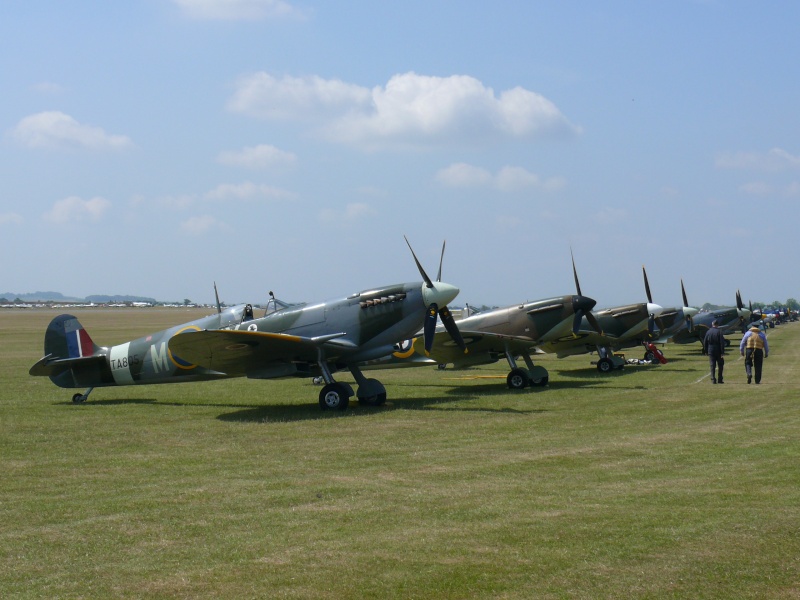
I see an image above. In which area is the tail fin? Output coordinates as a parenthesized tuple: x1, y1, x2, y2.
(30, 315, 106, 387)
(43, 314, 101, 359)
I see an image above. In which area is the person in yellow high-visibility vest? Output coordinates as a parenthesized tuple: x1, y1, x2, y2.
(739, 325, 769, 384)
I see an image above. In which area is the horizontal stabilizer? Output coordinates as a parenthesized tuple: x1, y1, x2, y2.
(29, 353, 107, 377)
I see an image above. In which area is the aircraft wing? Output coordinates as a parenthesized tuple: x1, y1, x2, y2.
(168, 329, 351, 376)
(416, 330, 544, 368)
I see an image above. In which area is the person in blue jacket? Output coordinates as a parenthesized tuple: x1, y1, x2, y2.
(740, 325, 769, 384)
(703, 320, 726, 384)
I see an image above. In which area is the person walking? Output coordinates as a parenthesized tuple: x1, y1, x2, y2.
(703, 320, 726, 384)
(740, 324, 769, 384)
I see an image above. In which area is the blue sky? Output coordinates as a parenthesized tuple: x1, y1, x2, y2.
(2, 1, 798, 308)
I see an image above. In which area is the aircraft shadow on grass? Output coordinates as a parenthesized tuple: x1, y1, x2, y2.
(216, 392, 552, 422)
(52, 397, 161, 407)
(49, 376, 602, 422)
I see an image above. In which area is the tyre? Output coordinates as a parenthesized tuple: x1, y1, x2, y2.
(319, 383, 350, 410)
(507, 368, 529, 390)
(597, 357, 614, 373)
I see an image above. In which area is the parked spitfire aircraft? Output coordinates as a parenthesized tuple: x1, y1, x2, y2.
(641, 278, 699, 357)
(536, 259, 668, 372)
(30, 239, 465, 410)
(669, 291, 751, 346)
(368, 255, 667, 382)
(388, 290, 600, 389)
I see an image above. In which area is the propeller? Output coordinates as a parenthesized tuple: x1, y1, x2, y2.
(570, 248, 602, 335)
(405, 237, 467, 356)
(735, 289, 752, 329)
(643, 265, 653, 305)
(681, 279, 694, 332)
(642, 266, 659, 337)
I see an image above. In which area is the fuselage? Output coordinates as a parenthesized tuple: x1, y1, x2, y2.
(455, 294, 596, 343)
(539, 302, 664, 357)
(46, 280, 458, 389)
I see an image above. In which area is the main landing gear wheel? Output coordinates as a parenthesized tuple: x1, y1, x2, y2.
(359, 393, 387, 407)
(319, 383, 351, 410)
(507, 368, 529, 390)
(596, 357, 614, 373)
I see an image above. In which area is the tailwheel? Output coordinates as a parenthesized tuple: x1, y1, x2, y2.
(507, 368, 530, 390)
(72, 393, 86, 404)
(319, 383, 351, 411)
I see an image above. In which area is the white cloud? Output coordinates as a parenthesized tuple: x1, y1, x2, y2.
(204, 182, 292, 201)
(44, 196, 111, 223)
(229, 72, 580, 146)
(180, 215, 226, 235)
(716, 148, 800, 171)
(173, 0, 304, 20)
(228, 73, 371, 120)
(0, 213, 23, 226)
(12, 111, 132, 150)
(436, 163, 565, 192)
(496, 166, 541, 192)
(436, 163, 492, 187)
(217, 144, 296, 169)
(318, 202, 377, 224)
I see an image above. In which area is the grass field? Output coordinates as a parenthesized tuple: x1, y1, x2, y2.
(2, 308, 799, 599)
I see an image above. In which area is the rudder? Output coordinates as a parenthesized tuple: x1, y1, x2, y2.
(44, 314, 100, 359)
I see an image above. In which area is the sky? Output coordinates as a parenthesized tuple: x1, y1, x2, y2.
(2, 1, 799, 309)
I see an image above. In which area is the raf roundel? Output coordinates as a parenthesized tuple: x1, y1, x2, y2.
(168, 325, 202, 369)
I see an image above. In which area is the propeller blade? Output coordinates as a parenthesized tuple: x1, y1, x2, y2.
(405, 236, 434, 288)
(681, 279, 689, 308)
(686, 314, 694, 333)
(586, 311, 603, 335)
(439, 305, 468, 353)
(648, 313, 656, 337)
(570, 254, 602, 335)
(436, 240, 446, 283)
(572, 310, 583, 336)
(643, 266, 653, 304)
(424, 304, 439, 354)
(571, 248, 583, 296)
(655, 317, 666, 335)
(736, 290, 743, 310)
(213, 281, 221, 314)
